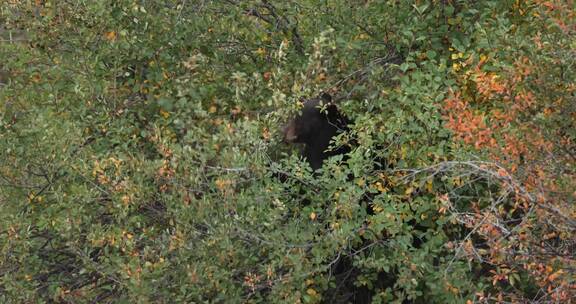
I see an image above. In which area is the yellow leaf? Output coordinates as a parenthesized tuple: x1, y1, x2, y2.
(374, 182, 387, 193)
(405, 186, 414, 195)
(309, 212, 317, 221)
(215, 179, 231, 191)
(255, 48, 266, 56)
(426, 179, 433, 192)
(453, 177, 463, 186)
(159, 109, 170, 118)
(306, 288, 317, 296)
(371, 204, 383, 213)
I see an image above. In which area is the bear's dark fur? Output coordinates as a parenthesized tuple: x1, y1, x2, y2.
(282, 93, 350, 170)
(282, 95, 401, 304)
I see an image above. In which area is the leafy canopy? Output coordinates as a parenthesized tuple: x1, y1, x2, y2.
(1, 1, 573, 303)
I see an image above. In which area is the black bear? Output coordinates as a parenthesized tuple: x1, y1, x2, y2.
(282, 93, 350, 170)
(282, 95, 400, 303)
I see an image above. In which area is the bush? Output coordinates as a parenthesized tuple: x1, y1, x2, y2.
(1, 1, 573, 303)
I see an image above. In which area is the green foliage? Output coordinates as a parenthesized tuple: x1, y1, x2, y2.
(1, 1, 573, 303)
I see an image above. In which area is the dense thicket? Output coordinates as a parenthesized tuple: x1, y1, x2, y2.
(1, 1, 574, 303)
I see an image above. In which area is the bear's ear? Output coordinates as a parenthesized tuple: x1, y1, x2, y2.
(319, 92, 338, 118)
(319, 92, 332, 103)
(326, 103, 339, 120)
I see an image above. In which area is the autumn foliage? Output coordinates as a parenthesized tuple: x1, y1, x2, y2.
(442, 2, 575, 301)
(1, 1, 574, 303)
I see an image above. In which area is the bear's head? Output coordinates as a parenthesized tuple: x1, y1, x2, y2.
(283, 93, 349, 170)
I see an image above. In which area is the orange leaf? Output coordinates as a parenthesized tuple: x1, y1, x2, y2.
(104, 31, 117, 42)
